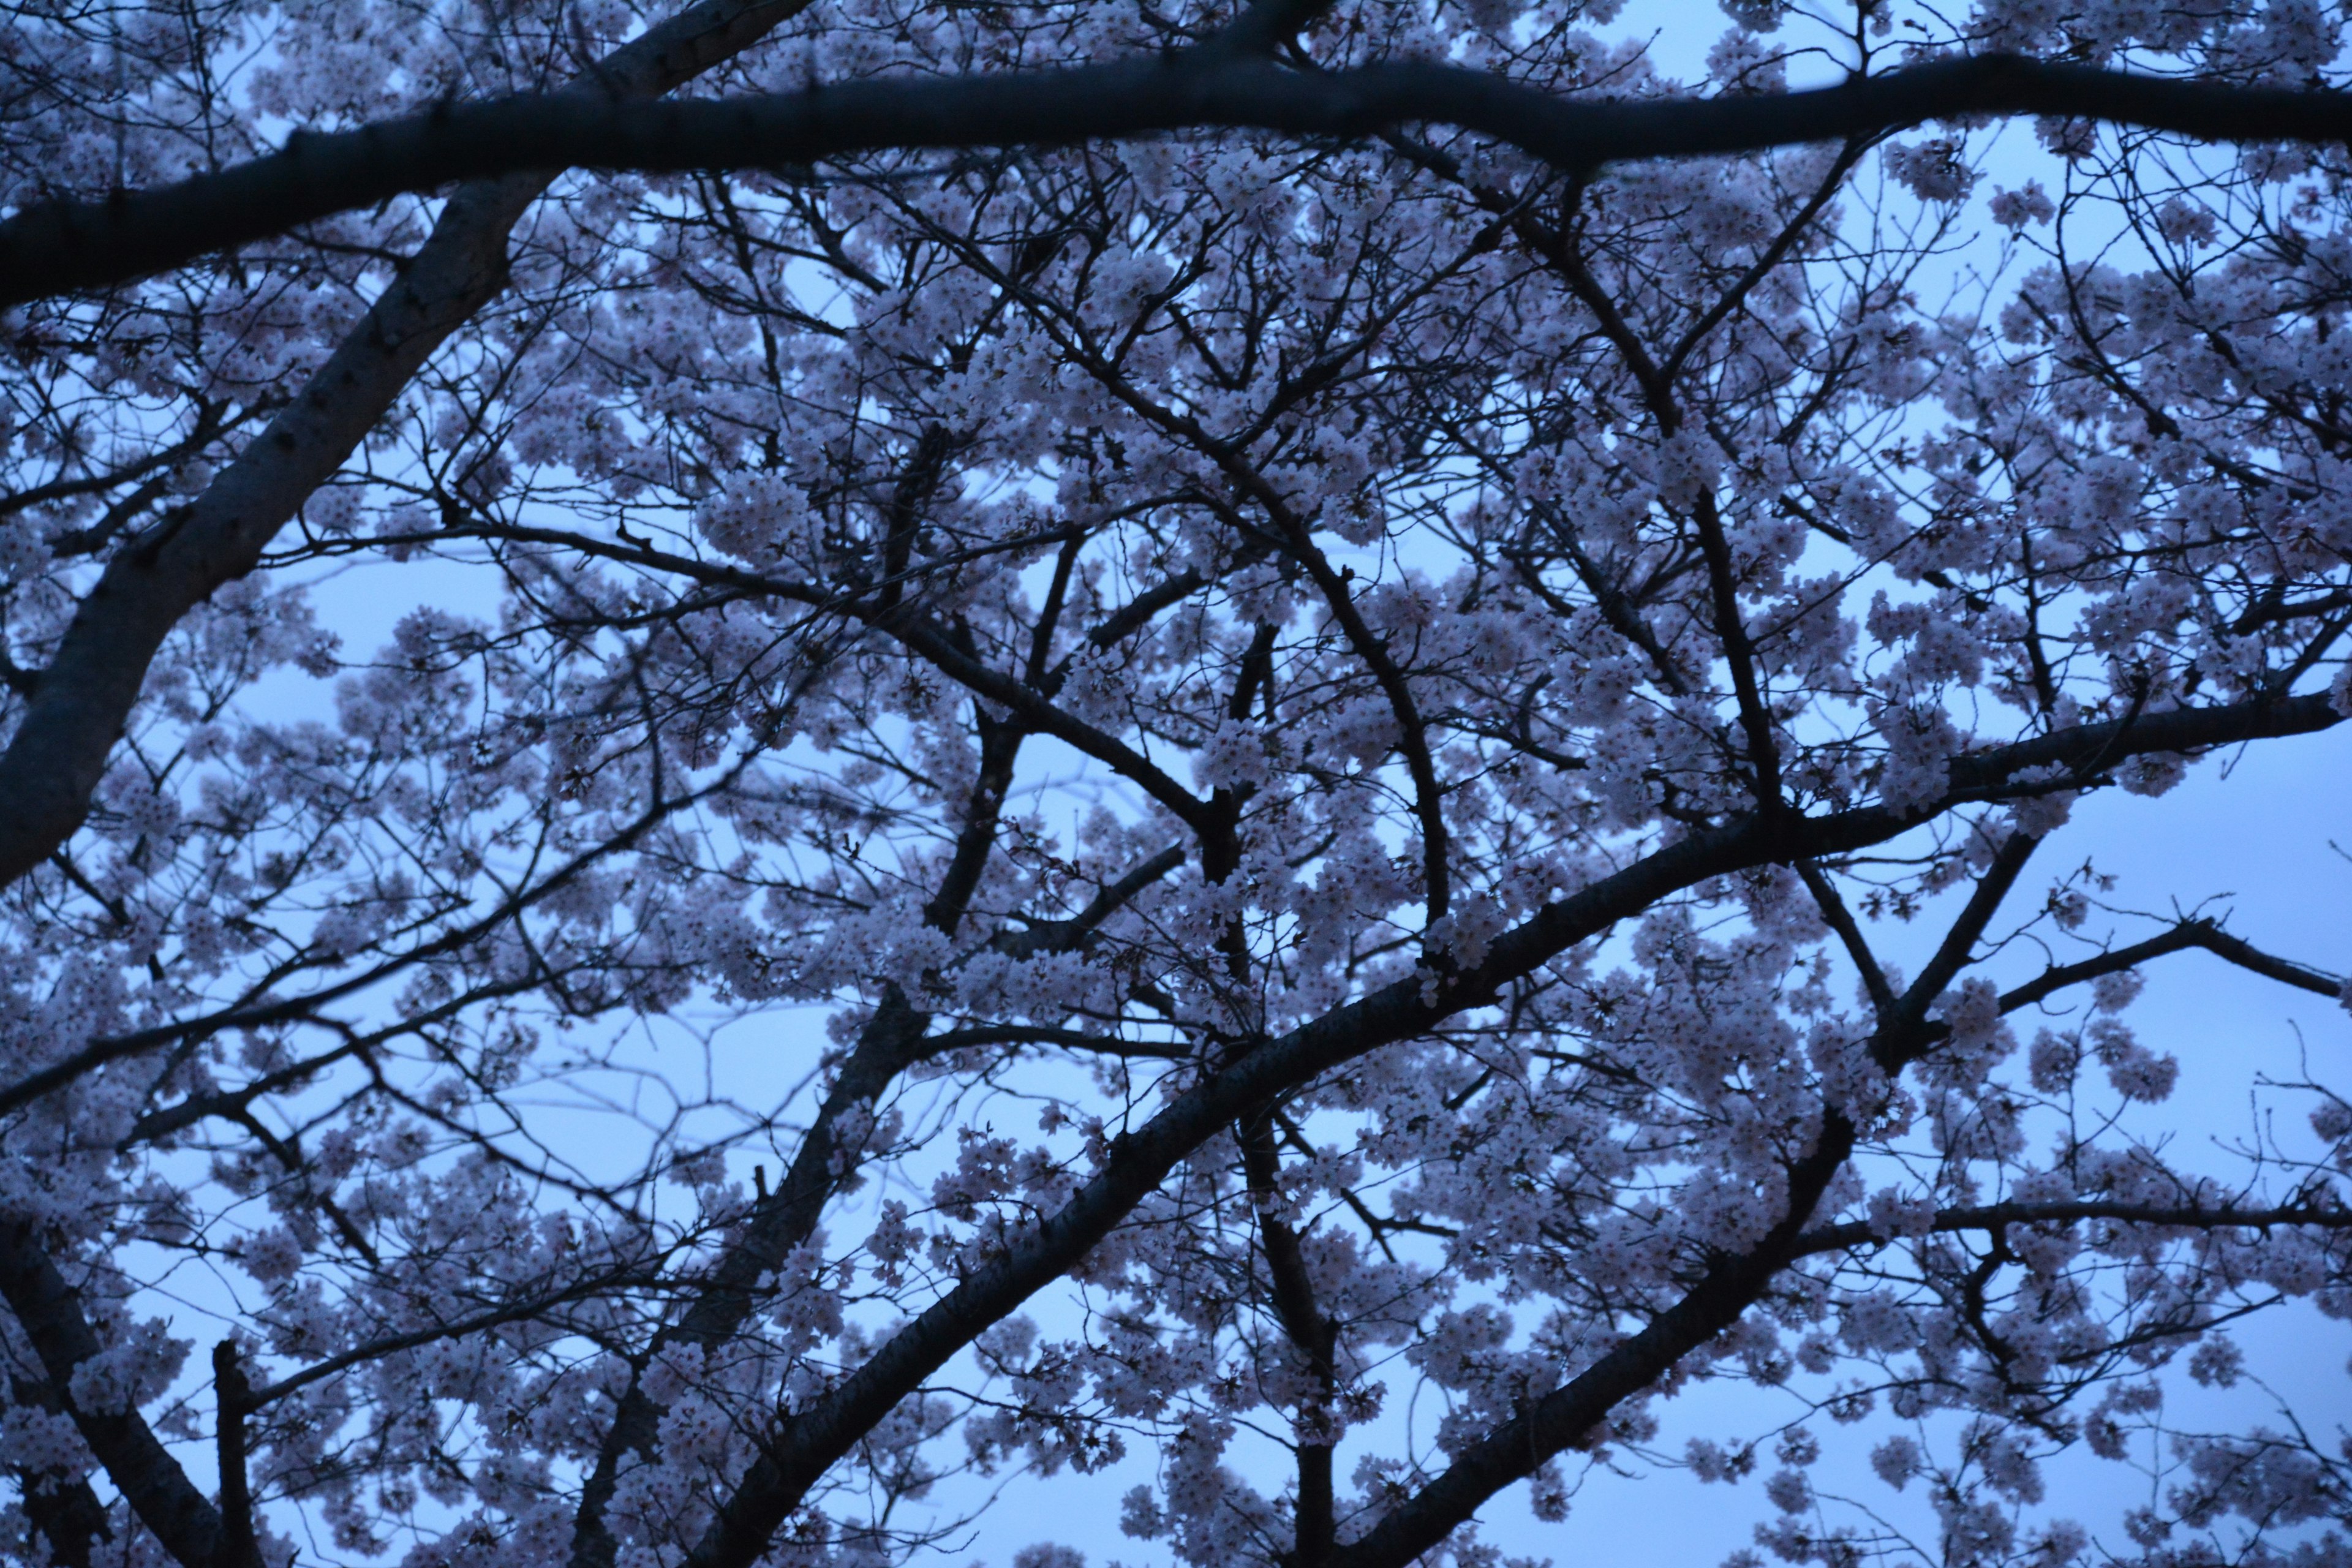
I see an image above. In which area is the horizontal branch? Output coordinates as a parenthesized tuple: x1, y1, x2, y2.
(920, 1025, 1191, 1058)
(1793, 1196, 2352, 1256)
(2000, 918, 2343, 1014)
(0, 1222, 224, 1566)
(1937, 693, 2346, 800)
(8, 51, 2351, 306)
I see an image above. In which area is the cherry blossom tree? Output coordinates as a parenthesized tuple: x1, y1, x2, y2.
(4, 1, 2352, 1567)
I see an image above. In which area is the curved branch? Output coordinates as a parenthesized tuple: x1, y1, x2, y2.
(7, 54, 2351, 308)
(2000, 918, 2344, 1014)
(436, 518, 1217, 832)
(989, 844, 1188, 960)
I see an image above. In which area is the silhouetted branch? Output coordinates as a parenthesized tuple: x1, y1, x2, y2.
(1793, 1197, 2352, 1255)
(7, 53, 2350, 308)
(2001, 918, 2344, 1014)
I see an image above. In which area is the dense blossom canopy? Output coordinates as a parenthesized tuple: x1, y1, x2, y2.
(2, 2, 2351, 1568)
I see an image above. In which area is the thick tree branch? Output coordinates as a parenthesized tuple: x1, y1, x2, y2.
(1322, 1118, 1855, 1568)
(1240, 1114, 1340, 1568)
(1279, 526, 1452, 922)
(209, 1346, 260, 1568)
(7, 1376, 115, 1568)
(0, 1223, 224, 1567)
(1691, 488, 1787, 812)
(8, 54, 2352, 309)
(1321, 858, 2350, 1568)
(1933, 694, 2341, 799)
(918, 1025, 1189, 1057)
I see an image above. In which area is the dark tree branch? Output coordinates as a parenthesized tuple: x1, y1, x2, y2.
(873, 426, 958, 616)
(1314, 828, 2075, 1568)
(238, 1267, 671, 1411)
(2000, 918, 2344, 1013)
(1877, 912, 2346, 1058)
(1895, 831, 2040, 1037)
(1273, 521, 1452, 919)
(1322, 1120, 1857, 1568)
(0, 761, 752, 1121)
(432, 517, 1219, 831)
(1240, 1114, 1340, 1567)
(0, 5, 810, 1532)
(0, 1223, 224, 1567)
(1657, 136, 1870, 385)
(1797, 859, 1899, 1022)
(208, 1346, 260, 1568)
(0, 404, 233, 519)
(7, 1377, 115, 1568)
(990, 845, 1188, 960)
(1395, 881, 2352, 1568)
(1794, 1197, 2352, 1255)
(123, 971, 557, 1147)
(567, 1008, 932, 1568)
(8, 54, 2352, 309)
(573, 666, 1041, 1568)
(1930, 694, 2341, 800)
(918, 1026, 1189, 1058)
(1691, 488, 1787, 813)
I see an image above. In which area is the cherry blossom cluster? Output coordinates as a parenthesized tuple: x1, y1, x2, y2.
(3, 1, 2350, 1567)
